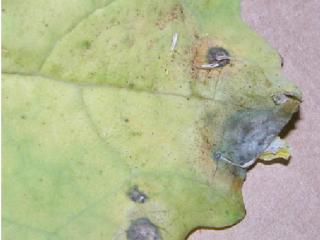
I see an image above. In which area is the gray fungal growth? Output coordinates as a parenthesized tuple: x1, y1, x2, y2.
(214, 109, 293, 167)
(126, 218, 161, 240)
(206, 47, 232, 68)
(127, 186, 148, 204)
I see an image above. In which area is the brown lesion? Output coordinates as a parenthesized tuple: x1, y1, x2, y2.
(156, 4, 185, 30)
(189, 37, 225, 80)
(170, 4, 185, 21)
(168, 36, 227, 98)
(193, 110, 222, 184)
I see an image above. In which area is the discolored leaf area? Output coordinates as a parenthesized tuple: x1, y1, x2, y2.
(2, 0, 301, 240)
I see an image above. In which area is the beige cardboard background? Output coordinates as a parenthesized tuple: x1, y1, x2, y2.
(189, 0, 320, 239)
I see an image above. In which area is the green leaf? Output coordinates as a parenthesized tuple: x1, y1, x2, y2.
(2, 0, 301, 239)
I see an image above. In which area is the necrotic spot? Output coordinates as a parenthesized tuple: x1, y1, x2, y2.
(127, 186, 148, 204)
(216, 109, 292, 166)
(206, 47, 231, 67)
(126, 218, 161, 240)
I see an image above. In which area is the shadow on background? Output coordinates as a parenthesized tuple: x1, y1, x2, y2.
(185, 215, 245, 240)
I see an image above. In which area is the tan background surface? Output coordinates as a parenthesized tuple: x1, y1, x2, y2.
(190, 0, 320, 239)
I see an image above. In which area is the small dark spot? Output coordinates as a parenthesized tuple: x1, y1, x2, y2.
(279, 54, 284, 67)
(45, 24, 48, 27)
(125, 118, 129, 122)
(127, 185, 148, 204)
(2, 9, 5, 12)
(206, 47, 231, 68)
(127, 218, 160, 240)
(214, 152, 221, 160)
(21, 115, 26, 119)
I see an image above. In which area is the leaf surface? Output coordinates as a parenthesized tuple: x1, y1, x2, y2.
(2, 0, 301, 239)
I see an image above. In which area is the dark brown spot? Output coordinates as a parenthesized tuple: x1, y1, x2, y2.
(279, 54, 284, 67)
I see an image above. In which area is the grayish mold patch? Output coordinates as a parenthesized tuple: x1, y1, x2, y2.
(206, 47, 231, 68)
(126, 218, 161, 240)
(127, 185, 148, 204)
(214, 109, 292, 167)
